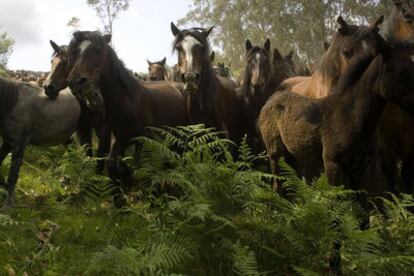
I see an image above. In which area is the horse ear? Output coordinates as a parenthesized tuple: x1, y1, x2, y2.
(102, 34, 112, 44)
(171, 22, 181, 36)
(73, 31, 83, 41)
(50, 40, 60, 53)
(372, 15, 385, 31)
(337, 16, 349, 35)
(203, 26, 214, 37)
(147, 60, 152, 66)
(245, 40, 253, 52)
(160, 57, 167, 65)
(393, 0, 403, 7)
(324, 41, 330, 51)
(210, 51, 215, 62)
(264, 39, 271, 52)
(285, 51, 293, 60)
(273, 48, 283, 62)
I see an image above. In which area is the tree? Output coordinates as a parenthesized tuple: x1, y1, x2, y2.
(0, 28, 15, 69)
(67, 16, 82, 31)
(179, 0, 387, 71)
(87, 0, 130, 36)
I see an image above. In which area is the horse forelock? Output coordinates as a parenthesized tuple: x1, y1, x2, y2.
(172, 29, 210, 53)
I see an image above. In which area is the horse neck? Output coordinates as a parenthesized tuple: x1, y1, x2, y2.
(333, 55, 386, 135)
(99, 48, 146, 108)
(0, 77, 19, 121)
(99, 48, 148, 127)
(190, 60, 218, 114)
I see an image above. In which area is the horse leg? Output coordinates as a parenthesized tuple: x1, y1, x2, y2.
(267, 136, 292, 193)
(76, 111, 93, 157)
(3, 143, 27, 209)
(107, 139, 128, 208)
(401, 157, 414, 194)
(95, 124, 112, 174)
(0, 141, 11, 188)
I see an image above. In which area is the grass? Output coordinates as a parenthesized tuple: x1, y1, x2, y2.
(0, 127, 413, 275)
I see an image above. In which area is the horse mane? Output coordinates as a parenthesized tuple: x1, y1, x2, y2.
(316, 25, 375, 82)
(172, 29, 218, 112)
(69, 31, 142, 98)
(0, 77, 19, 119)
(381, 7, 398, 42)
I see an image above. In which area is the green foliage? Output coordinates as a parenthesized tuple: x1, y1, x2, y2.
(0, 126, 413, 275)
(87, 0, 130, 35)
(0, 28, 14, 69)
(179, 0, 389, 71)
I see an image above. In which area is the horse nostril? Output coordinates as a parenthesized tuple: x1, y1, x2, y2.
(44, 84, 54, 92)
(77, 78, 87, 85)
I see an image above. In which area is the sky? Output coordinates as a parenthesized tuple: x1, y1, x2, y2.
(0, 0, 193, 73)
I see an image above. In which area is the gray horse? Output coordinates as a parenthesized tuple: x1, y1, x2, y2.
(0, 77, 80, 208)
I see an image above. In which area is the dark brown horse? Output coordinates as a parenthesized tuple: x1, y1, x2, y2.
(378, 0, 414, 193)
(259, 23, 414, 196)
(237, 39, 296, 151)
(281, 16, 387, 99)
(170, 23, 241, 142)
(66, 31, 187, 206)
(43, 40, 111, 173)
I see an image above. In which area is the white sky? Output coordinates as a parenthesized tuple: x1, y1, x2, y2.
(0, 0, 192, 73)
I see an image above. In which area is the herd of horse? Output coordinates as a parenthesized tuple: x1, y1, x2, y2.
(1, 0, 414, 210)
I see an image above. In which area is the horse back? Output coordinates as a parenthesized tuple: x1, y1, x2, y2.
(143, 81, 188, 126)
(215, 76, 243, 140)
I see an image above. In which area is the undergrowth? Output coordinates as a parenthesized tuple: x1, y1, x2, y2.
(0, 125, 413, 275)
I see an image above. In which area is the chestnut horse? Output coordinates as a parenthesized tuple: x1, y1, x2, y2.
(43, 40, 111, 173)
(281, 16, 387, 99)
(147, 57, 173, 81)
(259, 16, 387, 191)
(170, 24, 241, 142)
(66, 31, 187, 207)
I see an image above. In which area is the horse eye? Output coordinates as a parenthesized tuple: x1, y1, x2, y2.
(342, 49, 353, 58)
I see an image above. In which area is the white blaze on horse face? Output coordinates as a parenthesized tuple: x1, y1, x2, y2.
(410, 55, 414, 62)
(361, 40, 369, 52)
(79, 40, 92, 56)
(255, 53, 261, 69)
(182, 36, 201, 72)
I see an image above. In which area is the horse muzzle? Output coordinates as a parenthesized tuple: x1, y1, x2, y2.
(250, 83, 265, 95)
(183, 72, 199, 93)
(44, 84, 59, 100)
